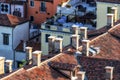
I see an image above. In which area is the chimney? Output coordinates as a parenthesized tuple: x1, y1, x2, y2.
(80, 27, 87, 40)
(48, 36, 55, 54)
(54, 38, 63, 53)
(82, 40, 90, 56)
(71, 65, 80, 80)
(23, 41, 27, 51)
(71, 35, 79, 50)
(25, 47, 33, 65)
(72, 25, 79, 35)
(112, 6, 117, 22)
(107, 14, 114, 27)
(32, 50, 42, 66)
(0, 57, 5, 75)
(76, 71, 86, 80)
(105, 66, 114, 80)
(5, 60, 13, 73)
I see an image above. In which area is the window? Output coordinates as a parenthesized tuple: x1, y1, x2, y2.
(40, 2, 46, 12)
(30, 16, 34, 21)
(45, 34, 50, 42)
(1, 4, 9, 13)
(30, 0, 34, 7)
(3, 33, 9, 45)
(107, 7, 112, 13)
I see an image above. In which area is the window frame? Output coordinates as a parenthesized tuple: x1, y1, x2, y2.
(40, 1, 46, 12)
(30, 0, 34, 7)
(3, 33, 9, 45)
(45, 34, 50, 43)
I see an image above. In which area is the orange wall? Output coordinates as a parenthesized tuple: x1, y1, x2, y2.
(27, 0, 65, 24)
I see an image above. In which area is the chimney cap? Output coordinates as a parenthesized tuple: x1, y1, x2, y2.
(55, 38, 63, 41)
(105, 66, 114, 70)
(82, 40, 90, 43)
(48, 36, 56, 39)
(33, 50, 42, 54)
(5, 60, 13, 63)
(71, 34, 79, 37)
(107, 14, 114, 16)
(77, 71, 86, 74)
(72, 24, 79, 28)
(0, 57, 5, 60)
(80, 27, 87, 29)
(5, 60, 13, 65)
(26, 47, 32, 50)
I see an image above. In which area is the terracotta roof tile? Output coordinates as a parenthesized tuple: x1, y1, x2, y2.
(15, 41, 41, 52)
(0, 14, 28, 27)
(108, 24, 120, 39)
(1, 50, 77, 80)
(77, 56, 120, 80)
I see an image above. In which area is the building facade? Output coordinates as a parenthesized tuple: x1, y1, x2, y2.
(97, 0, 120, 29)
(27, 0, 67, 24)
(0, 14, 29, 61)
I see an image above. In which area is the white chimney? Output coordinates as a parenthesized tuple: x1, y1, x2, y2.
(0, 57, 5, 75)
(25, 47, 33, 65)
(80, 27, 87, 40)
(82, 40, 90, 56)
(107, 14, 114, 27)
(32, 50, 42, 66)
(76, 71, 86, 80)
(112, 6, 118, 22)
(72, 25, 79, 35)
(71, 35, 79, 50)
(105, 66, 114, 80)
(54, 38, 63, 53)
(5, 60, 13, 73)
(71, 65, 80, 80)
(48, 36, 55, 54)
(23, 41, 27, 51)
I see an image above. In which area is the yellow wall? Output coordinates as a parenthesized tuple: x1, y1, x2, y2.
(97, 2, 120, 29)
(41, 30, 71, 55)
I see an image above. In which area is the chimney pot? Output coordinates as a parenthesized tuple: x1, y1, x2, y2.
(71, 35, 79, 50)
(105, 66, 114, 80)
(80, 27, 87, 40)
(5, 60, 13, 73)
(54, 38, 63, 53)
(82, 40, 90, 56)
(0, 57, 5, 75)
(48, 36, 56, 54)
(76, 71, 85, 80)
(25, 47, 33, 65)
(107, 14, 114, 27)
(72, 25, 79, 35)
(32, 50, 42, 66)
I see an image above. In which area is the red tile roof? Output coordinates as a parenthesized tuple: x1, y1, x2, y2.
(15, 41, 41, 52)
(1, 48, 77, 80)
(77, 56, 120, 80)
(0, 14, 28, 27)
(89, 24, 120, 60)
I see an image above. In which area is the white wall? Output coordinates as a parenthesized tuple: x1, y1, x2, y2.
(13, 22, 29, 49)
(97, 2, 120, 29)
(0, 26, 13, 59)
